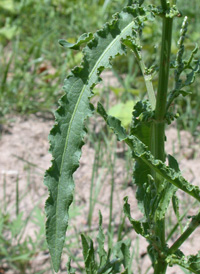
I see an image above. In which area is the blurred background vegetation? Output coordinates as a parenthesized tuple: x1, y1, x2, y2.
(0, 0, 200, 133)
(0, 0, 125, 116)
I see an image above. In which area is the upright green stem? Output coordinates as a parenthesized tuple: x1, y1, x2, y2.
(155, 18, 173, 123)
(168, 211, 200, 255)
(152, 17, 173, 166)
(160, 0, 167, 10)
(150, 1, 174, 273)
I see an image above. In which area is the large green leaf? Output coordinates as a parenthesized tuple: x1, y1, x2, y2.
(97, 103, 200, 203)
(44, 5, 147, 272)
(128, 135, 200, 202)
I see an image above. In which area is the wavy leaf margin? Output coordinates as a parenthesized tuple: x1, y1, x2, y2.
(97, 102, 200, 203)
(44, 5, 147, 272)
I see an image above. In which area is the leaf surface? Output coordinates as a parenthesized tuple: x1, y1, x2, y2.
(97, 211, 107, 267)
(123, 197, 149, 237)
(131, 100, 154, 217)
(128, 135, 200, 202)
(97, 104, 200, 202)
(44, 5, 146, 271)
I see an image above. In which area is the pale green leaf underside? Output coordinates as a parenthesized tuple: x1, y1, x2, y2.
(44, 5, 146, 272)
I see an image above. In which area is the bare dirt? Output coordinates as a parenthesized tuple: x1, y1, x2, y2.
(0, 74, 200, 274)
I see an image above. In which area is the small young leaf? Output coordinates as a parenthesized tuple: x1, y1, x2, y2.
(97, 211, 107, 267)
(184, 61, 200, 86)
(155, 182, 177, 221)
(97, 258, 121, 274)
(121, 242, 130, 273)
(187, 253, 200, 273)
(66, 258, 76, 274)
(168, 154, 180, 172)
(81, 234, 96, 274)
(167, 252, 200, 274)
(85, 240, 96, 274)
(81, 234, 90, 263)
(123, 196, 149, 237)
(172, 194, 182, 232)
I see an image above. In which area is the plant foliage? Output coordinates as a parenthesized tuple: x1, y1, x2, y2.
(44, 1, 200, 273)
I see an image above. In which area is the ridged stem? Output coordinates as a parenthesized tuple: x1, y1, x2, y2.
(160, 0, 167, 10)
(151, 2, 174, 273)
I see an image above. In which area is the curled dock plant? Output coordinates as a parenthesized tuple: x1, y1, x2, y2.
(44, 1, 200, 273)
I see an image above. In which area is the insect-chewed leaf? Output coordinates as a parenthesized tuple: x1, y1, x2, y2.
(44, 4, 147, 272)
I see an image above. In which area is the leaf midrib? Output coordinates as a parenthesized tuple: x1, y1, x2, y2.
(53, 17, 136, 257)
